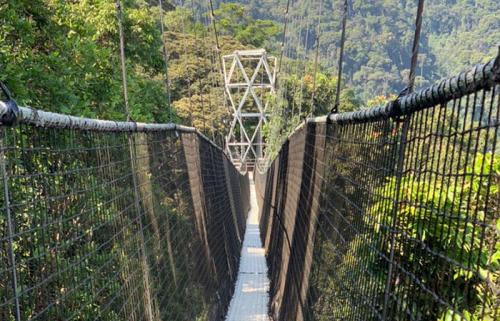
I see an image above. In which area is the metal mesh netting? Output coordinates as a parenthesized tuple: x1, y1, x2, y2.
(0, 121, 249, 321)
(256, 58, 500, 320)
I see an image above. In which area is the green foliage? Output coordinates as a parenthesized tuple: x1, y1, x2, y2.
(163, 16, 253, 138)
(214, 3, 279, 47)
(0, 0, 170, 122)
(369, 152, 499, 320)
(0, 1, 257, 138)
(0, 3, 259, 320)
(262, 92, 300, 159)
(214, 0, 499, 102)
(308, 147, 499, 320)
(173, 89, 227, 134)
(0, 128, 214, 320)
(263, 71, 360, 158)
(366, 94, 398, 108)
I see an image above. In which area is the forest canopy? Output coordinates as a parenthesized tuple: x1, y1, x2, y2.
(213, 0, 500, 101)
(1, 0, 498, 141)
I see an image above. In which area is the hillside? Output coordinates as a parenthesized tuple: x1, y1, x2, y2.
(212, 0, 500, 102)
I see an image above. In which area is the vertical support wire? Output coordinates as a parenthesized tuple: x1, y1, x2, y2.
(0, 131, 21, 321)
(297, 8, 312, 118)
(158, 0, 173, 121)
(283, 3, 299, 129)
(332, 0, 348, 114)
(290, 14, 303, 119)
(189, 0, 208, 134)
(207, 0, 226, 86)
(116, 2, 154, 319)
(407, 0, 425, 93)
(207, 0, 233, 147)
(116, 0, 131, 121)
(177, 0, 195, 127)
(381, 116, 410, 319)
(310, 0, 323, 117)
(382, 0, 425, 318)
(278, 0, 292, 75)
(201, 0, 220, 142)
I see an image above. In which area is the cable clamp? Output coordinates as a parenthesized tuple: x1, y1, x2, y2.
(326, 102, 339, 124)
(0, 81, 19, 126)
(493, 45, 500, 83)
(329, 102, 339, 114)
(390, 87, 410, 123)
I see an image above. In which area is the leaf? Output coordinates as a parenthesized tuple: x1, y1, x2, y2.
(491, 251, 500, 265)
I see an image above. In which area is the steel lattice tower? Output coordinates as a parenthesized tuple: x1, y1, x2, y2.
(223, 49, 276, 170)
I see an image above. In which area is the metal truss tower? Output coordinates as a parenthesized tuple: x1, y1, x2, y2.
(223, 49, 276, 170)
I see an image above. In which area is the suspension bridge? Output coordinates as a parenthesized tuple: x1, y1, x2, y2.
(1, 0, 499, 321)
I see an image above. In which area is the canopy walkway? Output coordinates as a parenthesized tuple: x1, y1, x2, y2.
(1, 51, 499, 321)
(225, 176, 269, 321)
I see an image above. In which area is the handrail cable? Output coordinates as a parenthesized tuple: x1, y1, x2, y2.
(256, 50, 499, 321)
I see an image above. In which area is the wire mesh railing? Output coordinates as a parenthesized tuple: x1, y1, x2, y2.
(255, 52, 500, 321)
(0, 106, 249, 321)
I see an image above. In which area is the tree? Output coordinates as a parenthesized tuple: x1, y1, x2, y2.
(263, 70, 361, 158)
(213, 0, 499, 103)
(214, 3, 279, 47)
(0, 0, 168, 122)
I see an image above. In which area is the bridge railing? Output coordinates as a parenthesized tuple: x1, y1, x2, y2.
(0, 106, 250, 321)
(256, 54, 500, 321)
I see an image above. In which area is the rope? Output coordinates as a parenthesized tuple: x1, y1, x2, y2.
(256, 52, 499, 320)
(0, 102, 249, 320)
